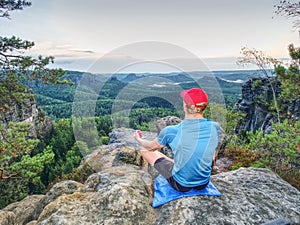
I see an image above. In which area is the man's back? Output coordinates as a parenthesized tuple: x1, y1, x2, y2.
(158, 118, 220, 187)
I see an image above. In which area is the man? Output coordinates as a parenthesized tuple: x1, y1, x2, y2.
(134, 88, 220, 192)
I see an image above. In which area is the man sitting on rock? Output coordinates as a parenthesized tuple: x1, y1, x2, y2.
(134, 88, 220, 192)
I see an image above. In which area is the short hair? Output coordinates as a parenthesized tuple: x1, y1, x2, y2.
(185, 103, 207, 114)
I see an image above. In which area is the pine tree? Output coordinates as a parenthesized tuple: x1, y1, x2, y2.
(0, 1, 68, 208)
(276, 44, 300, 102)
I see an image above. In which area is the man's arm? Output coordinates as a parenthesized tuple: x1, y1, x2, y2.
(134, 130, 164, 151)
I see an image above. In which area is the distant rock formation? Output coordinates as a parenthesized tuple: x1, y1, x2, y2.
(288, 98, 300, 120)
(235, 78, 281, 134)
(235, 77, 300, 135)
(0, 89, 53, 139)
(1, 127, 299, 225)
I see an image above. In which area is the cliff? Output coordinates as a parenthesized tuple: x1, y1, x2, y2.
(0, 128, 299, 225)
(235, 77, 300, 134)
(234, 78, 282, 134)
(0, 89, 53, 139)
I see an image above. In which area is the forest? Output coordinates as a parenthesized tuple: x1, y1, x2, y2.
(0, 0, 299, 209)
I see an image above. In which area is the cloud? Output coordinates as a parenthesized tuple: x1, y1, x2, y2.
(27, 41, 103, 61)
(51, 55, 256, 73)
(26, 41, 279, 73)
(73, 50, 96, 54)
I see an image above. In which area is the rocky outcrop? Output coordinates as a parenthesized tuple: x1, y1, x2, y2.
(1, 195, 44, 225)
(108, 127, 157, 149)
(156, 168, 299, 225)
(235, 78, 281, 134)
(235, 77, 300, 134)
(1, 128, 299, 225)
(0, 89, 53, 139)
(288, 98, 300, 120)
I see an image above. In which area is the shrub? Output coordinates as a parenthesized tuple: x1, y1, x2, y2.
(225, 119, 300, 189)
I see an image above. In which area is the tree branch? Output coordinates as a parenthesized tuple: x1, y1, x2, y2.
(0, 168, 18, 179)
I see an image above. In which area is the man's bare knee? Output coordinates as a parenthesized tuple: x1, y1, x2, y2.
(140, 150, 163, 166)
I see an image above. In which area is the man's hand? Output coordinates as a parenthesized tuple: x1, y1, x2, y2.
(134, 130, 142, 140)
(134, 130, 163, 151)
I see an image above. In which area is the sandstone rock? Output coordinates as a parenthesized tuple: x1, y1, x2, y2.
(18, 180, 86, 223)
(23, 166, 299, 225)
(235, 77, 300, 134)
(2, 195, 43, 225)
(112, 146, 143, 167)
(155, 116, 182, 133)
(83, 145, 144, 172)
(155, 168, 300, 225)
(26, 221, 37, 225)
(40, 180, 85, 206)
(0, 89, 37, 124)
(288, 98, 300, 120)
(84, 173, 101, 191)
(109, 127, 157, 149)
(0, 88, 53, 139)
(235, 78, 281, 134)
(1, 128, 299, 225)
(0, 211, 15, 225)
(36, 165, 155, 225)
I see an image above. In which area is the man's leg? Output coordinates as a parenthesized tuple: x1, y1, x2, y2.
(140, 148, 174, 166)
(142, 152, 191, 192)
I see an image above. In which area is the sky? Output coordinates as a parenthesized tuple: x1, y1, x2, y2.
(1, 0, 299, 73)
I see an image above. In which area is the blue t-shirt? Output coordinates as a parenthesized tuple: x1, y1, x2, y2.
(157, 118, 220, 187)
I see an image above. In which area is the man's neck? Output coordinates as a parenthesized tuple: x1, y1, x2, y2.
(185, 113, 204, 120)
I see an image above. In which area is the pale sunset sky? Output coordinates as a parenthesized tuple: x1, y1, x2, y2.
(1, 0, 299, 72)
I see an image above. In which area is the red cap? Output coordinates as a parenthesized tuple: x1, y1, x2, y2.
(180, 88, 208, 108)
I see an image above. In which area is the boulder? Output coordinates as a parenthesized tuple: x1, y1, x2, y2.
(109, 127, 157, 149)
(156, 168, 299, 225)
(1, 195, 43, 225)
(36, 165, 154, 225)
(155, 116, 182, 133)
(0, 211, 15, 225)
(39, 180, 85, 206)
(1, 128, 299, 225)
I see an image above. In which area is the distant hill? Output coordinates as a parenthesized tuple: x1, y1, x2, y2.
(120, 73, 140, 83)
(25, 70, 263, 119)
(116, 70, 263, 84)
